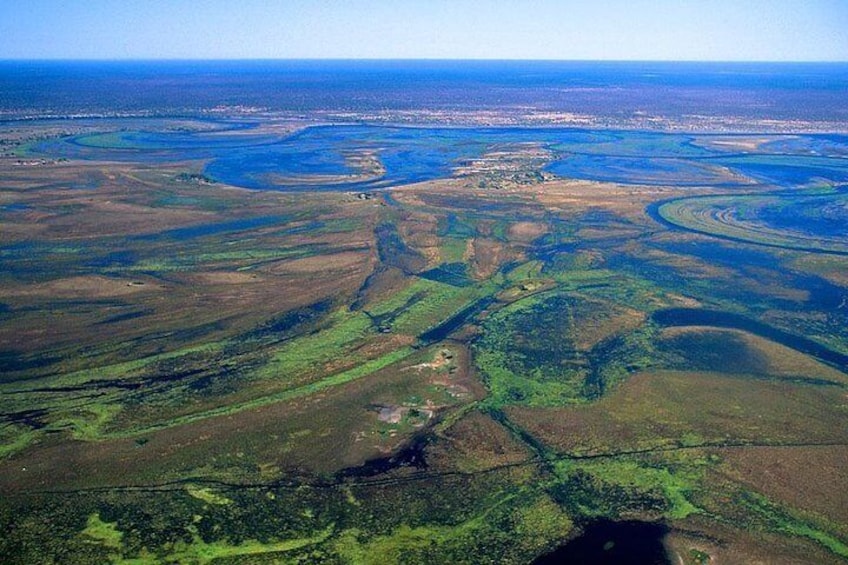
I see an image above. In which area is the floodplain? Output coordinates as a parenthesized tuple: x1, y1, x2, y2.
(1, 84, 848, 563)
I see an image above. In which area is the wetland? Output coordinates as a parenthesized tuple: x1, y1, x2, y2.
(1, 61, 847, 564)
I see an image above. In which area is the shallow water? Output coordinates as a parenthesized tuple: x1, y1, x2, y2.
(29, 124, 848, 191)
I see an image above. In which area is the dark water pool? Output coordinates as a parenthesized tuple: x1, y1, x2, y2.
(533, 520, 670, 565)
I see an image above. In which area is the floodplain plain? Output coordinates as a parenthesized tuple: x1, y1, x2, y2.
(1, 64, 848, 564)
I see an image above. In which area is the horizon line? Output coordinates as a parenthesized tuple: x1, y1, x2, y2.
(1, 57, 847, 64)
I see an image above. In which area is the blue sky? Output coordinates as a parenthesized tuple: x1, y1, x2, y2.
(1, 0, 847, 61)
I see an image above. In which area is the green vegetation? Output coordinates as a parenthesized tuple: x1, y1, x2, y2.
(474, 289, 658, 406)
(330, 490, 572, 565)
(0, 426, 39, 458)
(551, 457, 702, 520)
(737, 491, 848, 559)
(97, 345, 416, 438)
(186, 485, 234, 506)
(258, 309, 373, 381)
(439, 236, 468, 263)
(83, 513, 124, 549)
(74, 132, 141, 149)
(154, 527, 334, 564)
(364, 276, 482, 336)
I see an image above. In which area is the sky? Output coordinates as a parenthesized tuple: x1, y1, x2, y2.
(1, 0, 847, 61)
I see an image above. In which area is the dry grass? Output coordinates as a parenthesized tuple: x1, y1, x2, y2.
(426, 410, 534, 475)
(667, 514, 842, 565)
(3, 275, 165, 299)
(535, 179, 692, 223)
(508, 370, 848, 455)
(263, 251, 371, 275)
(507, 221, 547, 242)
(469, 238, 513, 279)
(660, 326, 848, 384)
(573, 302, 646, 351)
(0, 346, 483, 490)
(718, 445, 848, 524)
